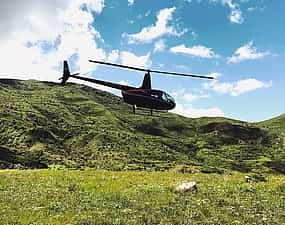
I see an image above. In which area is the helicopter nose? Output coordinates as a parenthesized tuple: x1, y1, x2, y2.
(169, 100, 176, 110)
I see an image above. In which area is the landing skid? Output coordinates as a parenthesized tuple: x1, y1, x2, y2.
(132, 106, 168, 116)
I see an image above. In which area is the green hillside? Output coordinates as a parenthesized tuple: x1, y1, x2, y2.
(0, 79, 284, 173)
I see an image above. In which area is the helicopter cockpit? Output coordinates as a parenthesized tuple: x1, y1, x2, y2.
(150, 90, 175, 103)
(163, 92, 175, 103)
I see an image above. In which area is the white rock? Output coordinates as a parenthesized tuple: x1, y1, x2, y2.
(245, 175, 251, 183)
(176, 181, 197, 193)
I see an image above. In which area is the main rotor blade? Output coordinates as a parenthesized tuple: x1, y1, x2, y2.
(148, 70, 214, 79)
(89, 60, 214, 79)
(89, 60, 147, 72)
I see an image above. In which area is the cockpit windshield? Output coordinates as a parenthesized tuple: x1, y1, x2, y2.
(165, 93, 174, 102)
(161, 92, 174, 102)
(150, 90, 174, 102)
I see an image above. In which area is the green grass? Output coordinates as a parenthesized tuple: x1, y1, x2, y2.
(0, 79, 284, 173)
(0, 169, 284, 225)
(0, 79, 284, 224)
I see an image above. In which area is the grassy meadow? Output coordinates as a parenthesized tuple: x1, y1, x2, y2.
(0, 169, 284, 225)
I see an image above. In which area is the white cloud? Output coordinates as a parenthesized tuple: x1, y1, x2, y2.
(231, 79, 272, 96)
(170, 44, 220, 59)
(173, 104, 224, 118)
(154, 39, 166, 53)
(126, 7, 187, 44)
(171, 89, 220, 118)
(247, 6, 258, 12)
(120, 51, 152, 68)
(174, 64, 191, 72)
(227, 41, 270, 63)
(82, 0, 105, 13)
(190, 31, 198, 40)
(172, 88, 209, 103)
(0, 0, 106, 82)
(204, 77, 272, 96)
(204, 80, 233, 94)
(247, 6, 266, 12)
(0, 40, 57, 81)
(128, 0, 134, 6)
(107, 50, 120, 63)
(226, 0, 244, 24)
(0, 0, 105, 42)
(184, 93, 209, 103)
(0, 0, 67, 43)
(208, 72, 222, 79)
(210, 0, 244, 24)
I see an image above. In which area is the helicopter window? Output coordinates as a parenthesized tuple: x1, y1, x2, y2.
(165, 93, 174, 102)
(162, 93, 167, 101)
(151, 91, 162, 99)
(151, 93, 159, 98)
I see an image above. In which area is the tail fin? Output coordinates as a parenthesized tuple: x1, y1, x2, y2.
(61, 60, 70, 85)
(141, 72, 151, 89)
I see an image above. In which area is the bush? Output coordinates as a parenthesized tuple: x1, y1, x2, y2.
(176, 165, 192, 174)
(247, 173, 267, 182)
(200, 166, 225, 174)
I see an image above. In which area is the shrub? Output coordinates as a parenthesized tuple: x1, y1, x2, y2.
(247, 173, 267, 182)
(200, 166, 225, 174)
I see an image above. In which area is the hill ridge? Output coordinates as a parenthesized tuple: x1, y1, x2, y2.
(0, 79, 284, 172)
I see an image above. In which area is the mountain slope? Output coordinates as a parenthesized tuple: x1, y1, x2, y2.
(0, 79, 284, 172)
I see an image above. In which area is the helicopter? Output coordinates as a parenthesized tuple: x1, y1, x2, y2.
(60, 60, 214, 115)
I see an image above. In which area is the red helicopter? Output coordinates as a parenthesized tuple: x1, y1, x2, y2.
(60, 60, 214, 115)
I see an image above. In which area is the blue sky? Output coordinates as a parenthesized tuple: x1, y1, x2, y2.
(0, 0, 284, 121)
